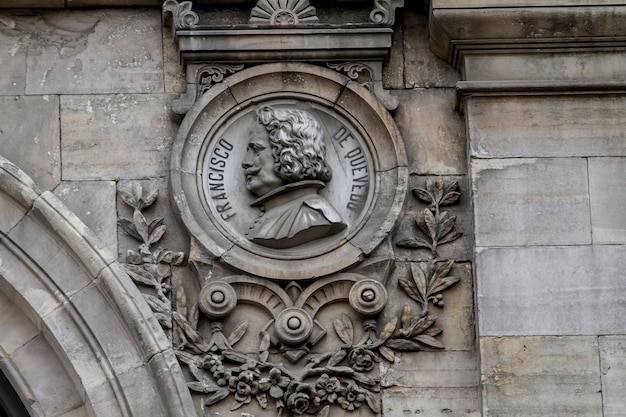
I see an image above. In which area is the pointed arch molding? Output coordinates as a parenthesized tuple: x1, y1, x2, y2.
(0, 156, 195, 417)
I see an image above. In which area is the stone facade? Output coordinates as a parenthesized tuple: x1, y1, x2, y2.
(0, 1, 624, 417)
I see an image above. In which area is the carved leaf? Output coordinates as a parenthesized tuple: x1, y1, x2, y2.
(124, 264, 158, 288)
(440, 191, 460, 206)
(409, 263, 428, 301)
(333, 313, 354, 345)
(206, 388, 230, 405)
(257, 393, 268, 409)
(154, 312, 172, 329)
(145, 294, 171, 314)
(429, 277, 459, 296)
(424, 327, 442, 337)
(228, 321, 248, 346)
(377, 317, 398, 344)
(396, 237, 432, 250)
(410, 314, 438, 337)
(118, 218, 142, 241)
(351, 372, 377, 386)
(188, 363, 204, 382)
(317, 405, 330, 417)
(327, 349, 347, 367)
(174, 350, 201, 367)
(430, 178, 445, 205)
(378, 345, 395, 362)
(398, 279, 424, 304)
(259, 331, 271, 352)
(415, 211, 430, 236)
(118, 186, 138, 208)
(148, 217, 164, 234)
(439, 231, 463, 245)
(423, 208, 437, 241)
(414, 334, 444, 349)
(230, 399, 245, 411)
(133, 210, 149, 243)
(125, 249, 142, 264)
(188, 302, 199, 329)
(412, 187, 433, 204)
(159, 250, 186, 265)
(385, 339, 422, 351)
(401, 305, 412, 330)
(149, 225, 167, 245)
(141, 188, 159, 209)
(362, 388, 380, 413)
(173, 311, 203, 345)
(433, 259, 453, 281)
(222, 350, 249, 364)
(435, 212, 456, 241)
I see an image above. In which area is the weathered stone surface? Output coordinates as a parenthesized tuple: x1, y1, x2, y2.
(9, 335, 84, 416)
(403, 9, 460, 88)
(19, 9, 162, 94)
(480, 336, 602, 417)
(394, 89, 466, 175)
(0, 15, 28, 95)
(54, 181, 117, 256)
(588, 157, 626, 244)
(600, 336, 626, 417)
(463, 51, 626, 82)
(0, 95, 60, 191)
(163, 22, 186, 95)
(467, 95, 626, 158)
(61, 94, 175, 180)
(382, 16, 403, 90)
(0, 292, 39, 356)
(472, 158, 591, 247)
(382, 351, 478, 388)
(382, 387, 481, 417)
(476, 245, 626, 336)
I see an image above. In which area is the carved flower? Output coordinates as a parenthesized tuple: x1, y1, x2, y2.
(203, 354, 225, 379)
(259, 367, 290, 399)
(228, 370, 259, 404)
(285, 382, 321, 416)
(337, 383, 365, 411)
(348, 347, 379, 372)
(315, 373, 344, 403)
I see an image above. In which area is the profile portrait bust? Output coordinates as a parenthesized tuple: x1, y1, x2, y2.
(242, 106, 347, 249)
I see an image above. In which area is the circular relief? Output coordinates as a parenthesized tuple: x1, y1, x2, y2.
(198, 281, 237, 319)
(172, 63, 407, 280)
(349, 279, 388, 317)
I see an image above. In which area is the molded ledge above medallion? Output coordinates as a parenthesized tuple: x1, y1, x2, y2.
(429, 1, 626, 78)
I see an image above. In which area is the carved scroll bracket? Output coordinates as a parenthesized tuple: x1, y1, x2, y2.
(326, 61, 398, 111)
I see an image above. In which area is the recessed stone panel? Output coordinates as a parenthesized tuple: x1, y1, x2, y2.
(600, 336, 626, 417)
(0, 95, 60, 191)
(467, 95, 626, 158)
(588, 157, 626, 244)
(61, 94, 175, 180)
(394, 89, 466, 175)
(23, 9, 163, 94)
(476, 245, 626, 336)
(480, 336, 602, 417)
(472, 158, 591, 247)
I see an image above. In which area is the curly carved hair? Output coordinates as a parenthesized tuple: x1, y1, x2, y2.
(256, 106, 332, 183)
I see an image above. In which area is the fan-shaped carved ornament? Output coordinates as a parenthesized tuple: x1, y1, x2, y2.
(250, 0, 319, 25)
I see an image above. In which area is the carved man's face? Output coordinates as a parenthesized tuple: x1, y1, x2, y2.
(242, 122, 285, 196)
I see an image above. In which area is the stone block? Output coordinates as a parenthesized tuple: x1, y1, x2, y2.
(0, 192, 27, 236)
(472, 158, 591, 247)
(600, 336, 626, 417)
(54, 181, 117, 256)
(463, 51, 626, 82)
(0, 12, 28, 95)
(381, 350, 478, 388)
(162, 21, 186, 95)
(395, 175, 472, 262)
(480, 336, 602, 417)
(0, 95, 60, 191)
(0, 292, 39, 356)
(61, 94, 175, 180)
(467, 95, 626, 158)
(9, 335, 84, 416)
(476, 245, 626, 336)
(395, 89, 466, 175)
(22, 9, 163, 94)
(588, 157, 626, 244)
(403, 9, 460, 88)
(382, 387, 481, 417)
(382, 18, 403, 90)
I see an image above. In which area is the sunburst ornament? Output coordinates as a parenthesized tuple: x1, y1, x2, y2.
(250, 0, 319, 25)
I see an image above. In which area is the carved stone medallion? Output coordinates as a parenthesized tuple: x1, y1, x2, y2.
(171, 63, 407, 280)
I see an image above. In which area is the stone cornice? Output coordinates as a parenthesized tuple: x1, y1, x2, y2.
(429, 1, 626, 70)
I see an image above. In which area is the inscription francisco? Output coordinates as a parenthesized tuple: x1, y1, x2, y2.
(207, 138, 236, 221)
